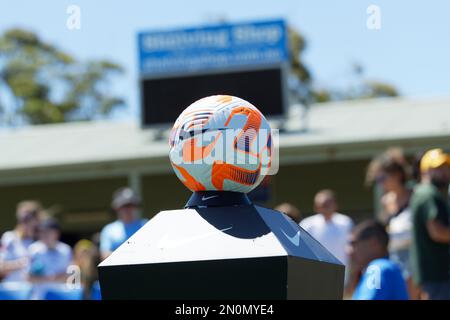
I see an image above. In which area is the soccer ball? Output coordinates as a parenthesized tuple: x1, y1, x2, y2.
(169, 95, 273, 193)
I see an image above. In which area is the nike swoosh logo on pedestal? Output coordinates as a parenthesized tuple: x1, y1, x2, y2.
(201, 195, 219, 201)
(281, 229, 301, 246)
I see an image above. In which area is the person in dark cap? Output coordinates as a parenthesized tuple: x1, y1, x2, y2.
(99, 187, 148, 260)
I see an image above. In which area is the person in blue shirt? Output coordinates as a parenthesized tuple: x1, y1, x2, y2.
(28, 218, 73, 300)
(100, 187, 148, 260)
(348, 219, 409, 300)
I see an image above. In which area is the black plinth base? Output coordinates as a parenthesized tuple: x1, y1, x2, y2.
(98, 192, 345, 299)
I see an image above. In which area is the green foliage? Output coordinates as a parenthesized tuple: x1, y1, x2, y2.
(288, 27, 315, 105)
(363, 81, 399, 98)
(0, 28, 124, 125)
(312, 89, 332, 103)
(329, 80, 399, 101)
(288, 27, 311, 84)
(0, 27, 399, 125)
(288, 28, 399, 104)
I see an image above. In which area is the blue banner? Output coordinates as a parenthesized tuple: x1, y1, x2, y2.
(138, 19, 289, 76)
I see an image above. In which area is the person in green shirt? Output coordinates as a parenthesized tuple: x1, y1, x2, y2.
(410, 148, 450, 300)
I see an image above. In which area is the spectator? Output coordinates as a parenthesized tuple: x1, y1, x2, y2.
(275, 203, 301, 224)
(100, 187, 148, 260)
(0, 201, 41, 282)
(28, 218, 72, 299)
(410, 148, 450, 300)
(366, 149, 419, 298)
(349, 219, 408, 300)
(411, 151, 426, 184)
(300, 189, 353, 266)
(73, 239, 100, 299)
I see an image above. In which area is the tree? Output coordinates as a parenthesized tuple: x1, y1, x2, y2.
(288, 27, 311, 85)
(288, 27, 314, 105)
(288, 28, 399, 104)
(361, 81, 399, 98)
(0, 28, 124, 125)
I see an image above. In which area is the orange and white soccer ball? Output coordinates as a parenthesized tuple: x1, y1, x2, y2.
(169, 95, 273, 193)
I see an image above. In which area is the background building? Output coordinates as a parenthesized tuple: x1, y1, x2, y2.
(1, 96, 449, 244)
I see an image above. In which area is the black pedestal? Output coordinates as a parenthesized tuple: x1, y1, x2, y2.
(98, 192, 345, 299)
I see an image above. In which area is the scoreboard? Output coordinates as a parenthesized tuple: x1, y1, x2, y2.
(137, 19, 289, 127)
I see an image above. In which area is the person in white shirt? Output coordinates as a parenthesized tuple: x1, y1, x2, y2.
(0, 201, 41, 282)
(28, 218, 72, 299)
(300, 189, 353, 266)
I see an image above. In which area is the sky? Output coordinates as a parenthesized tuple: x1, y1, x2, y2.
(0, 0, 449, 121)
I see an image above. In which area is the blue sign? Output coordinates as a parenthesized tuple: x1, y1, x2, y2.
(138, 19, 289, 76)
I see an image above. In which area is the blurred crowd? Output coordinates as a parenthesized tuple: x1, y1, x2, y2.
(0, 147, 449, 300)
(277, 147, 449, 300)
(0, 187, 147, 300)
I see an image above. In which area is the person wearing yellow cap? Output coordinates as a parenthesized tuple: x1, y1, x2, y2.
(409, 148, 450, 300)
(420, 148, 450, 176)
